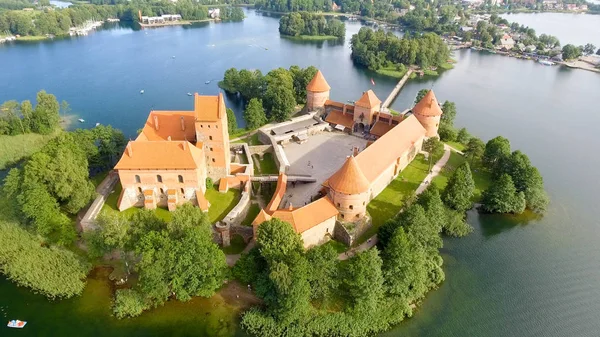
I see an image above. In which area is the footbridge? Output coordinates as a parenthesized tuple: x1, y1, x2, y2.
(381, 68, 414, 109)
(251, 174, 316, 183)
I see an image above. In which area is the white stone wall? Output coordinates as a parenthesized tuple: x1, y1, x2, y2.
(301, 216, 337, 248)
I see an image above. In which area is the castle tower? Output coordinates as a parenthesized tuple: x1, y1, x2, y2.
(412, 90, 443, 138)
(194, 93, 231, 182)
(325, 155, 371, 221)
(306, 70, 330, 111)
(353, 90, 381, 131)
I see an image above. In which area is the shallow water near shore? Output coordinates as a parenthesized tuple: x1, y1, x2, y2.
(1, 9, 600, 337)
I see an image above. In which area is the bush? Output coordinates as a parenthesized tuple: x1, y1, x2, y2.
(206, 177, 213, 188)
(0, 221, 90, 299)
(113, 289, 150, 319)
(438, 125, 457, 142)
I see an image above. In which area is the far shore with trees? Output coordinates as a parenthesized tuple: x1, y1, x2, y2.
(279, 12, 345, 40)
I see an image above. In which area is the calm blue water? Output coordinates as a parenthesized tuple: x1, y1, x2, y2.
(1, 9, 600, 337)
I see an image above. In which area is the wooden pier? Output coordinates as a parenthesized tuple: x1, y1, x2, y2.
(381, 68, 413, 109)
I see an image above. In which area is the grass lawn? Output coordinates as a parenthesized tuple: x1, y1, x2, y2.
(17, 35, 48, 41)
(375, 65, 408, 78)
(0, 131, 58, 169)
(241, 203, 261, 226)
(322, 239, 348, 253)
(282, 34, 340, 41)
(254, 152, 278, 175)
(205, 187, 242, 223)
(232, 132, 262, 146)
(431, 151, 493, 202)
(445, 141, 466, 152)
(358, 154, 430, 245)
(222, 234, 247, 255)
(101, 182, 172, 222)
(90, 170, 110, 187)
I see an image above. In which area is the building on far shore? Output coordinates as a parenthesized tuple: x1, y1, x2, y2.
(252, 70, 441, 248)
(114, 93, 230, 212)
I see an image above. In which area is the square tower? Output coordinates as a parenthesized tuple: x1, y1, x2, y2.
(353, 90, 381, 130)
(194, 93, 231, 181)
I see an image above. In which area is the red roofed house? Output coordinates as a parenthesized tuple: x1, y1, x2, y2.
(114, 93, 231, 212)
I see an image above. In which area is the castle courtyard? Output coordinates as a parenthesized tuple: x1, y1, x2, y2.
(282, 131, 368, 207)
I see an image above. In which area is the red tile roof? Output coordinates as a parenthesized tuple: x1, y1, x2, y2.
(325, 110, 355, 129)
(412, 90, 443, 117)
(306, 70, 331, 92)
(115, 141, 204, 170)
(355, 90, 381, 109)
(137, 111, 196, 141)
(355, 115, 426, 183)
(326, 156, 370, 194)
(370, 121, 394, 138)
(270, 197, 339, 233)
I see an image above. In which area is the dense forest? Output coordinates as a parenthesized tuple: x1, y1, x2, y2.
(351, 27, 450, 71)
(0, 0, 244, 37)
(219, 65, 318, 123)
(279, 12, 345, 38)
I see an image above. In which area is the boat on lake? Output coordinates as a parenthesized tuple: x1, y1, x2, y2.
(205, 80, 210, 84)
(78, 118, 85, 123)
(538, 59, 555, 66)
(187, 92, 192, 96)
(140, 89, 144, 94)
(7, 320, 26, 328)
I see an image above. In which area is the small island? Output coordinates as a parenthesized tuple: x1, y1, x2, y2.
(279, 12, 345, 40)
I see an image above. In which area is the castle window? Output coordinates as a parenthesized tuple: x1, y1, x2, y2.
(157, 175, 162, 183)
(178, 175, 184, 183)
(363, 201, 365, 205)
(180, 188, 184, 195)
(138, 187, 142, 194)
(341, 214, 345, 219)
(349, 205, 354, 210)
(201, 125, 204, 128)
(337, 203, 340, 207)
(135, 175, 141, 183)
(209, 136, 213, 140)
(210, 147, 213, 151)
(356, 214, 360, 218)
(212, 158, 215, 163)
(208, 125, 211, 128)
(160, 188, 164, 195)
(216, 125, 218, 129)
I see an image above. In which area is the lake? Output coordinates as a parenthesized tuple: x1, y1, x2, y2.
(502, 12, 600, 47)
(1, 9, 600, 337)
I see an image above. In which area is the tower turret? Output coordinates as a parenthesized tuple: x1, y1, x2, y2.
(412, 90, 443, 137)
(325, 155, 370, 221)
(306, 70, 330, 111)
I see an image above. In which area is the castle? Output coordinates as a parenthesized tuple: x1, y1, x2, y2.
(114, 93, 231, 211)
(253, 70, 443, 247)
(113, 70, 443, 249)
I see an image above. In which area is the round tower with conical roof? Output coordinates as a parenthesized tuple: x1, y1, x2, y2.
(306, 70, 330, 111)
(325, 155, 371, 221)
(412, 90, 443, 137)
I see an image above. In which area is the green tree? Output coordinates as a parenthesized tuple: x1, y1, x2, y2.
(423, 137, 444, 171)
(306, 243, 339, 303)
(113, 289, 150, 319)
(220, 67, 239, 92)
(443, 208, 473, 237)
(30, 90, 61, 134)
(226, 107, 238, 133)
(86, 211, 130, 258)
(244, 98, 268, 130)
(440, 100, 456, 126)
(582, 43, 596, 56)
(442, 161, 475, 211)
(482, 174, 526, 214)
(257, 218, 304, 261)
(438, 124, 457, 142)
(561, 44, 582, 60)
(415, 89, 429, 104)
(483, 136, 511, 170)
(132, 208, 226, 304)
(341, 249, 384, 313)
(456, 127, 470, 144)
(264, 68, 296, 122)
(382, 227, 428, 300)
(464, 137, 485, 163)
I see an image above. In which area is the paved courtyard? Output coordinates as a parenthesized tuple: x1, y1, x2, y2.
(282, 131, 368, 207)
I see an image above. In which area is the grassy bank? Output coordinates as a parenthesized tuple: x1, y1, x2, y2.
(0, 131, 58, 169)
(16, 35, 48, 41)
(101, 182, 173, 222)
(282, 34, 340, 41)
(253, 152, 278, 175)
(375, 65, 408, 78)
(432, 151, 492, 202)
(359, 154, 430, 245)
(205, 187, 241, 223)
(241, 203, 261, 226)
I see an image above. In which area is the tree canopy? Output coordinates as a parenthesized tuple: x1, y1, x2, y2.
(244, 98, 267, 130)
(0, 91, 60, 136)
(279, 12, 345, 38)
(482, 174, 526, 214)
(442, 161, 475, 212)
(351, 28, 450, 71)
